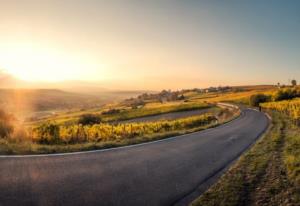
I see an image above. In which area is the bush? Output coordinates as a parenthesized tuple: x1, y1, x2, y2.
(273, 88, 300, 101)
(32, 122, 60, 144)
(0, 110, 14, 139)
(0, 120, 14, 138)
(78, 114, 102, 125)
(249, 94, 270, 107)
(102, 109, 120, 115)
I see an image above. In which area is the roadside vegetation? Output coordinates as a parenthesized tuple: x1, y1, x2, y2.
(0, 110, 15, 139)
(0, 110, 238, 154)
(191, 84, 300, 206)
(0, 85, 282, 155)
(262, 98, 300, 120)
(191, 111, 299, 206)
(31, 114, 217, 144)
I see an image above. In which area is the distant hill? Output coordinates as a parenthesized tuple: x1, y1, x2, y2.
(0, 88, 148, 119)
(0, 89, 103, 113)
(0, 71, 149, 116)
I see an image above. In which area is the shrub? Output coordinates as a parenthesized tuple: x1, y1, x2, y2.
(102, 109, 121, 115)
(32, 122, 60, 144)
(273, 88, 300, 101)
(0, 110, 14, 139)
(249, 94, 270, 107)
(0, 120, 14, 138)
(78, 114, 102, 125)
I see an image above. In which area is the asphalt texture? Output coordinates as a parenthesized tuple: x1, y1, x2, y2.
(0, 109, 269, 206)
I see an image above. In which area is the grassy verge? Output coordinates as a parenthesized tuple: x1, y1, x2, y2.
(191, 111, 300, 206)
(0, 108, 240, 155)
(0, 123, 215, 155)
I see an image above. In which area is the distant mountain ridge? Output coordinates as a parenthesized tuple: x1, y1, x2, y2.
(0, 71, 152, 117)
(0, 70, 151, 94)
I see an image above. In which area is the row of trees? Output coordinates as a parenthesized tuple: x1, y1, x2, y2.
(123, 90, 186, 108)
(249, 88, 300, 107)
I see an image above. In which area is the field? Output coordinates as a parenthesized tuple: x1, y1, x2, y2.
(262, 98, 300, 121)
(0, 87, 248, 154)
(0, 85, 280, 155)
(26, 101, 212, 125)
(22, 85, 276, 124)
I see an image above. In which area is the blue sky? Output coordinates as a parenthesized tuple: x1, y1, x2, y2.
(0, 0, 299, 89)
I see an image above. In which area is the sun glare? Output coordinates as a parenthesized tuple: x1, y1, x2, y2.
(0, 43, 103, 82)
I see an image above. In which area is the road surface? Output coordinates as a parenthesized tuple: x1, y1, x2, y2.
(118, 108, 214, 124)
(0, 109, 269, 206)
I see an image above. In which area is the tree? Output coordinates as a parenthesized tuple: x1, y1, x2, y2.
(78, 114, 102, 125)
(178, 94, 185, 100)
(273, 88, 300, 101)
(291, 79, 297, 87)
(249, 94, 270, 107)
(277, 82, 281, 88)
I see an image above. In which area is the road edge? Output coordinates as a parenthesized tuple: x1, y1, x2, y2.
(172, 108, 271, 206)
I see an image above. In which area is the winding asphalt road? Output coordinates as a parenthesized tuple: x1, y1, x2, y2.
(0, 109, 269, 206)
(118, 108, 213, 124)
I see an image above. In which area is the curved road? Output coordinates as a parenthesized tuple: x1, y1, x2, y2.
(118, 108, 214, 124)
(0, 109, 268, 206)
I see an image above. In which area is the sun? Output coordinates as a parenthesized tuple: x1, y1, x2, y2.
(0, 43, 103, 82)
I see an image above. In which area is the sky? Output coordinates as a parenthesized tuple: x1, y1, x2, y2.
(0, 0, 300, 90)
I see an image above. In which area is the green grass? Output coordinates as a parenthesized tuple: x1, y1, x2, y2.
(191, 111, 300, 206)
